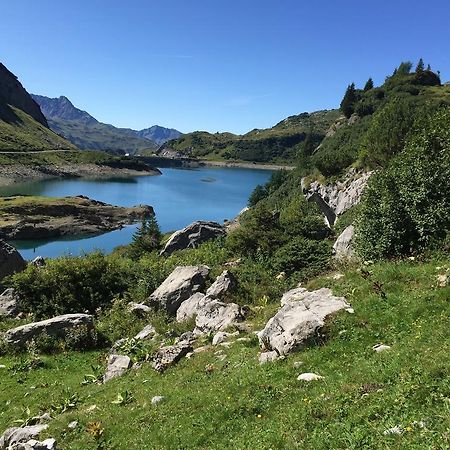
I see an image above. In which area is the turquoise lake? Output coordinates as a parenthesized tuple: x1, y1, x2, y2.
(0, 167, 272, 260)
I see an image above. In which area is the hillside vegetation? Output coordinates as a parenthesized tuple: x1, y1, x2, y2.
(1, 60, 449, 449)
(0, 64, 75, 151)
(163, 109, 340, 163)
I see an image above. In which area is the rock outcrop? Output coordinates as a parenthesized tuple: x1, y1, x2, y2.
(258, 287, 351, 356)
(103, 354, 132, 382)
(333, 225, 355, 259)
(152, 335, 194, 373)
(176, 293, 207, 322)
(0, 289, 19, 318)
(148, 266, 210, 315)
(205, 270, 237, 299)
(4, 314, 93, 348)
(160, 221, 225, 256)
(303, 169, 372, 226)
(0, 240, 26, 283)
(195, 300, 242, 333)
(0, 424, 49, 450)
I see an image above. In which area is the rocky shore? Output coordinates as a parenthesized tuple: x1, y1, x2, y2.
(0, 162, 161, 186)
(0, 195, 154, 240)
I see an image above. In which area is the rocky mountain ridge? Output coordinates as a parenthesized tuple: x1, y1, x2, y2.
(32, 94, 182, 153)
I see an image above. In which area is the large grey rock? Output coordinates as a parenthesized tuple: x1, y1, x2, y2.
(148, 265, 210, 315)
(195, 300, 242, 333)
(0, 289, 19, 318)
(5, 314, 93, 348)
(127, 302, 152, 317)
(152, 339, 193, 373)
(176, 293, 207, 322)
(205, 270, 237, 299)
(258, 288, 351, 356)
(303, 169, 372, 226)
(160, 221, 225, 256)
(0, 424, 48, 449)
(103, 354, 132, 382)
(333, 225, 355, 259)
(0, 240, 26, 283)
(11, 438, 57, 449)
(134, 324, 156, 341)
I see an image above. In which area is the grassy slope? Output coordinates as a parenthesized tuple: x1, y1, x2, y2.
(0, 106, 75, 151)
(165, 110, 341, 163)
(48, 118, 157, 154)
(1, 257, 449, 449)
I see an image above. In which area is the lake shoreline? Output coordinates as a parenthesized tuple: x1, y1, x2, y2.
(0, 163, 161, 186)
(198, 160, 295, 171)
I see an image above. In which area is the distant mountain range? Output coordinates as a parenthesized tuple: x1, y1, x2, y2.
(32, 94, 182, 154)
(0, 63, 74, 151)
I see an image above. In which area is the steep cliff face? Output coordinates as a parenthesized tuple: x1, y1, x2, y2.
(0, 63, 48, 127)
(303, 169, 372, 226)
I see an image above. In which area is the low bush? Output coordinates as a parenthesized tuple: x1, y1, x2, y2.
(356, 107, 450, 259)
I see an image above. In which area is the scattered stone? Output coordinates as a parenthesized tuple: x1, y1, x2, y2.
(160, 221, 225, 256)
(67, 421, 78, 430)
(148, 266, 210, 315)
(223, 258, 242, 268)
(85, 405, 97, 412)
(297, 373, 324, 381)
(0, 365, 6, 369)
(30, 257, 46, 268)
(276, 272, 286, 281)
(372, 344, 391, 353)
(437, 273, 449, 287)
(193, 346, 208, 354)
(151, 396, 164, 405)
(195, 300, 242, 333)
(134, 324, 157, 341)
(212, 331, 239, 346)
(0, 424, 48, 449)
(293, 361, 304, 369)
(383, 426, 404, 435)
(0, 240, 27, 283)
(12, 437, 57, 449)
(5, 314, 94, 348)
(216, 354, 227, 361)
(185, 352, 194, 359)
(258, 351, 279, 364)
(176, 293, 207, 322)
(152, 340, 193, 373)
(127, 302, 152, 317)
(235, 337, 251, 343)
(103, 354, 132, 382)
(333, 225, 355, 259)
(259, 288, 351, 355)
(332, 273, 344, 280)
(0, 288, 19, 318)
(205, 270, 237, 299)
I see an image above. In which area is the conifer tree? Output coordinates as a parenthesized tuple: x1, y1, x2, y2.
(416, 58, 425, 73)
(130, 215, 161, 257)
(340, 83, 357, 118)
(364, 78, 374, 91)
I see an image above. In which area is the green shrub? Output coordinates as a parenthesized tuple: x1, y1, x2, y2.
(273, 237, 331, 277)
(356, 107, 450, 259)
(9, 252, 133, 319)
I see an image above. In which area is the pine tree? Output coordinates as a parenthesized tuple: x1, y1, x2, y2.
(426, 63, 431, 71)
(364, 78, 374, 91)
(340, 83, 357, 118)
(130, 215, 161, 257)
(416, 58, 425, 73)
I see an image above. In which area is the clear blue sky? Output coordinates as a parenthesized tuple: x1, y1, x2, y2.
(2, 0, 449, 134)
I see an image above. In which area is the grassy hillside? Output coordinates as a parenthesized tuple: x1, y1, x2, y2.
(1, 255, 449, 449)
(164, 109, 341, 163)
(0, 105, 75, 151)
